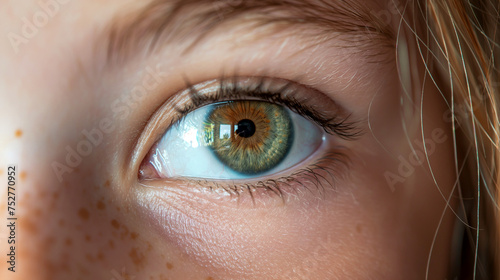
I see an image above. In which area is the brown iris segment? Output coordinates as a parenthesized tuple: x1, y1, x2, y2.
(203, 101, 293, 174)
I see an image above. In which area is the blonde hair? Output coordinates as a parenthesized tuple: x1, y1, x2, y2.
(413, 0, 499, 278)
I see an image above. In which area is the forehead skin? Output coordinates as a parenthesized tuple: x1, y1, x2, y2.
(0, 0, 457, 280)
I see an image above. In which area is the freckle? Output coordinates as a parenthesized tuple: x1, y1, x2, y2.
(20, 171, 27, 181)
(15, 129, 23, 138)
(129, 248, 145, 267)
(44, 260, 56, 277)
(130, 232, 139, 240)
(45, 237, 55, 246)
(21, 219, 38, 234)
(166, 262, 173, 270)
(65, 238, 72, 246)
(85, 253, 95, 263)
(206, 277, 214, 280)
(38, 191, 47, 198)
(52, 192, 59, 199)
(104, 180, 110, 188)
(78, 208, 90, 221)
(84, 234, 92, 242)
(78, 264, 90, 276)
(60, 263, 70, 272)
(97, 251, 105, 261)
(111, 219, 120, 229)
(108, 240, 115, 249)
(58, 219, 66, 227)
(356, 224, 363, 233)
(96, 200, 106, 210)
(116, 206, 121, 212)
(33, 208, 42, 217)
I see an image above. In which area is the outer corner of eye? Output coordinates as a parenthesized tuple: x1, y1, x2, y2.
(138, 98, 325, 182)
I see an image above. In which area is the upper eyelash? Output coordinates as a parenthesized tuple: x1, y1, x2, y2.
(173, 76, 362, 139)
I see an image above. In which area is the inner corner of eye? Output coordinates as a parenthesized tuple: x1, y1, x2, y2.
(138, 149, 160, 180)
(139, 99, 324, 181)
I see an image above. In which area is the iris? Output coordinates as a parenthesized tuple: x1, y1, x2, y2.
(203, 101, 294, 174)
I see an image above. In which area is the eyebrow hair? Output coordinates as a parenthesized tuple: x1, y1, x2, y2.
(105, 0, 396, 65)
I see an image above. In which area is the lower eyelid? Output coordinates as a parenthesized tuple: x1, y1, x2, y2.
(141, 142, 350, 206)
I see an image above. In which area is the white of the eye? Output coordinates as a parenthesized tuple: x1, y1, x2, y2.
(150, 104, 324, 180)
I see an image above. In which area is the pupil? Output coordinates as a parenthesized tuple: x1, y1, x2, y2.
(235, 119, 256, 138)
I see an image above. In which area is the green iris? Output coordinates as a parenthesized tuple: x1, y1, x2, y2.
(203, 101, 293, 175)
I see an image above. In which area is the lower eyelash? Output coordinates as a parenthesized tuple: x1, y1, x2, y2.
(185, 151, 349, 205)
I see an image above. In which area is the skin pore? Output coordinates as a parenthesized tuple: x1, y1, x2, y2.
(1, 0, 458, 279)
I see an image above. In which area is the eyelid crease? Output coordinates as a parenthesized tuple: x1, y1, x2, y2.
(174, 76, 363, 139)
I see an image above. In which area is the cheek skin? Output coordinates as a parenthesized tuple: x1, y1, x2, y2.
(5, 146, 184, 279)
(0, 43, 178, 280)
(133, 181, 385, 279)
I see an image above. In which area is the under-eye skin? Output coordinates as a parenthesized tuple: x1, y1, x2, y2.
(137, 76, 360, 199)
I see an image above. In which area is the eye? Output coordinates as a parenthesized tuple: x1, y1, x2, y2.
(141, 100, 324, 180)
(137, 77, 359, 196)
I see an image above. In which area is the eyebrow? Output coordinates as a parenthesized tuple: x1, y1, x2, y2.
(105, 0, 396, 65)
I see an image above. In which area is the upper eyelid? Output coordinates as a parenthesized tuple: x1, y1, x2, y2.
(174, 77, 362, 138)
(103, 0, 395, 65)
